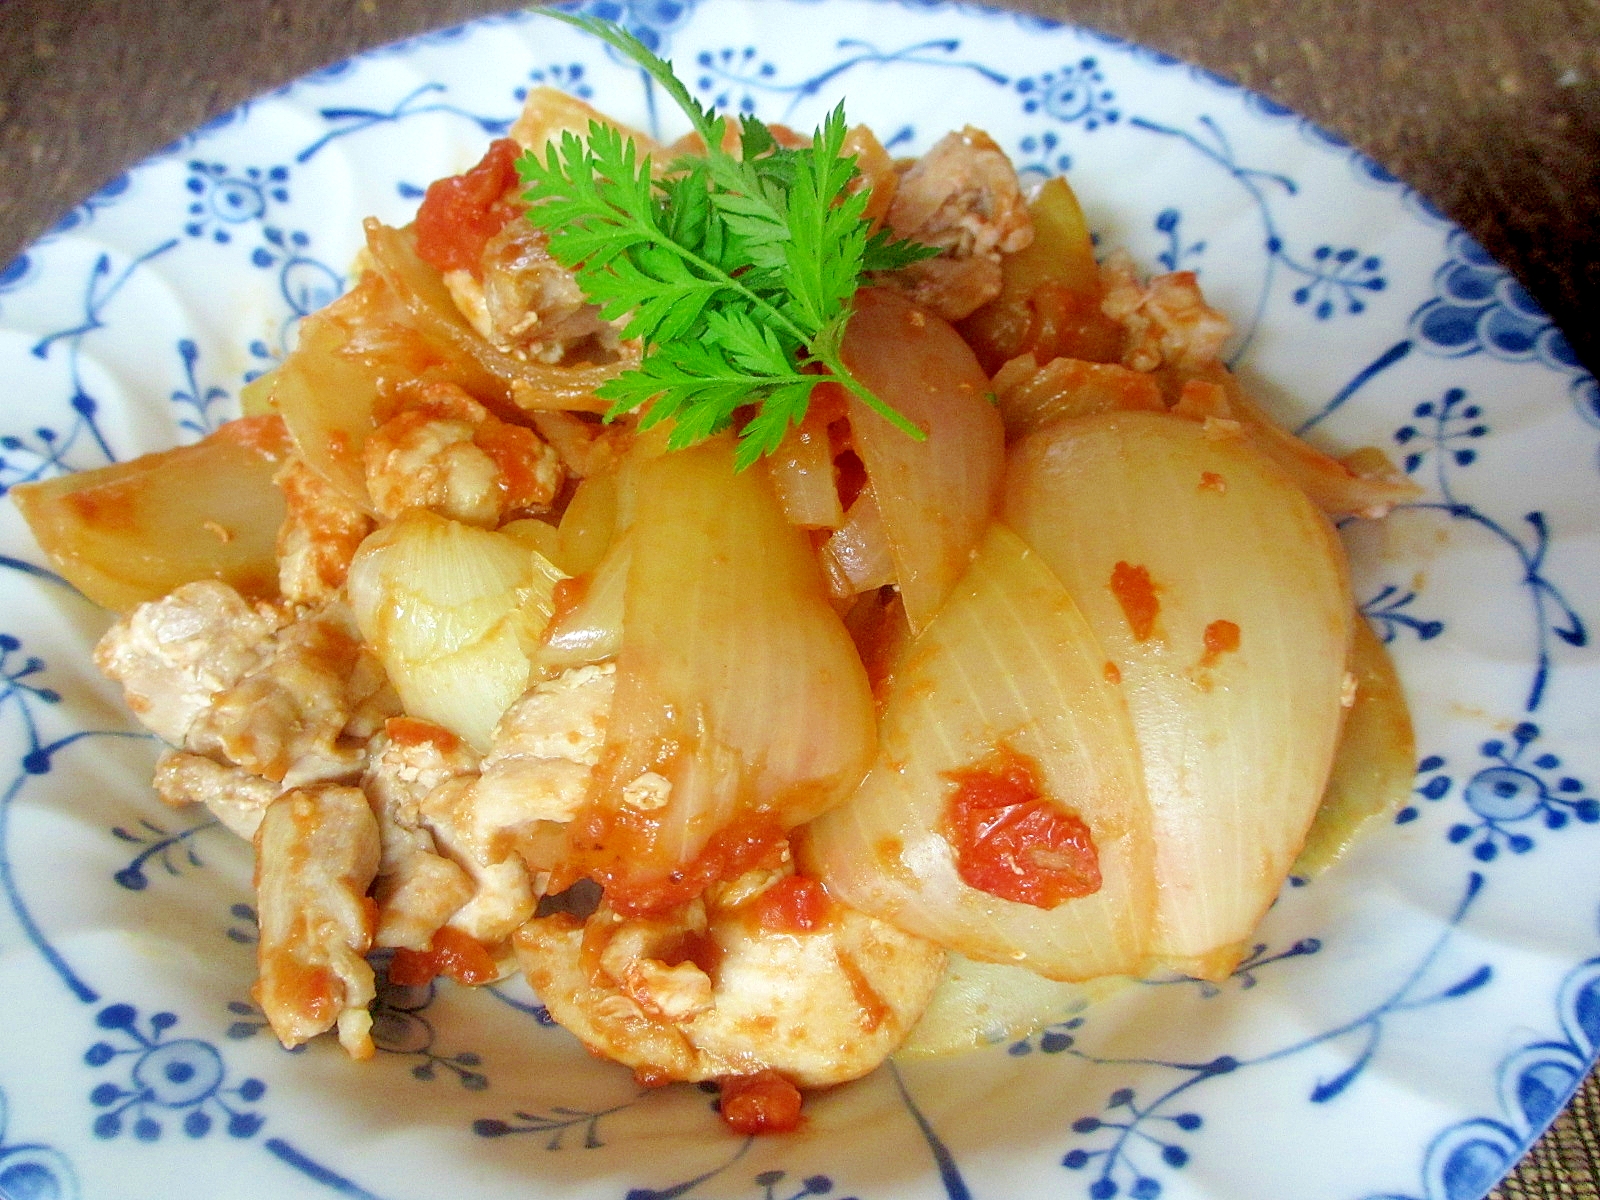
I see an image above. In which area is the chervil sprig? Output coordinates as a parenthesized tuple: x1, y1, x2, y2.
(519, 10, 937, 469)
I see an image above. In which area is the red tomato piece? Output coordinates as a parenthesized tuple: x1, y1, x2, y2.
(388, 926, 500, 988)
(751, 875, 831, 934)
(413, 137, 523, 277)
(942, 748, 1101, 909)
(718, 1070, 805, 1135)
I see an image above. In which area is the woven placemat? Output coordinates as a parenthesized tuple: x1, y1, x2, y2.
(1492, 1067, 1600, 1199)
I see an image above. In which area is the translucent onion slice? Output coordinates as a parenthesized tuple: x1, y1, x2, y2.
(899, 954, 1128, 1058)
(842, 287, 1004, 634)
(765, 404, 844, 530)
(363, 220, 629, 413)
(1293, 615, 1415, 878)
(596, 437, 877, 896)
(534, 532, 630, 677)
(990, 353, 1166, 439)
(800, 523, 1155, 982)
(1194, 366, 1421, 519)
(347, 509, 563, 751)
(1004, 412, 1353, 979)
(818, 488, 894, 599)
(13, 416, 291, 613)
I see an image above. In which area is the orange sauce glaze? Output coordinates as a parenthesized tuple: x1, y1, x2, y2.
(548, 575, 590, 626)
(751, 875, 831, 934)
(1022, 280, 1127, 366)
(385, 715, 463, 753)
(941, 747, 1101, 909)
(553, 808, 791, 919)
(1109, 560, 1160, 641)
(414, 138, 523, 277)
(255, 960, 337, 1029)
(388, 926, 500, 988)
(472, 418, 558, 512)
(718, 1070, 805, 1135)
(1200, 618, 1241, 668)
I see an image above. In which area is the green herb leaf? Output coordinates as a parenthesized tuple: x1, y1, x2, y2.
(523, 8, 940, 465)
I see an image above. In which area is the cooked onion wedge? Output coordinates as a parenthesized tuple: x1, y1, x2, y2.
(841, 287, 1004, 634)
(801, 522, 1155, 982)
(1182, 365, 1421, 519)
(13, 415, 291, 613)
(899, 953, 1127, 1058)
(1005, 411, 1353, 978)
(1294, 615, 1415, 877)
(347, 509, 563, 751)
(580, 436, 877, 908)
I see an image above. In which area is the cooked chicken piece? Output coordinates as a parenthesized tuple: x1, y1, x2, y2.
(883, 127, 1033, 321)
(94, 581, 288, 747)
(254, 784, 381, 1058)
(274, 457, 375, 605)
(186, 601, 374, 787)
(1099, 251, 1233, 373)
(445, 219, 621, 365)
(472, 663, 614, 825)
(420, 776, 536, 946)
(152, 749, 282, 840)
(99, 582, 394, 793)
(516, 866, 946, 1088)
(361, 663, 616, 950)
(363, 383, 563, 526)
(342, 646, 402, 743)
(362, 717, 479, 950)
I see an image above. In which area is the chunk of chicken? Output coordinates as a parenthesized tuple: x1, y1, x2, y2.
(94, 581, 287, 747)
(274, 457, 375, 605)
(98, 583, 395, 792)
(363, 383, 563, 527)
(391, 662, 616, 946)
(421, 776, 537, 947)
(444, 218, 621, 365)
(253, 784, 381, 1058)
(472, 662, 614, 826)
(1099, 251, 1233, 373)
(516, 866, 946, 1088)
(186, 601, 378, 787)
(362, 717, 479, 950)
(883, 127, 1034, 321)
(153, 749, 282, 840)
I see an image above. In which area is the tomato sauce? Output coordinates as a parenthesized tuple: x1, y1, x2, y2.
(751, 875, 830, 933)
(473, 418, 557, 512)
(414, 138, 523, 277)
(718, 1070, 805, 1135)
(255, 959, 337, 1028)
(942, 747, 1100, 909)
(1200, 618, 1241, 668)
(1109, 560, 1159, 641)
(388, 926, 500, 988)
(555, 806, 791, 918)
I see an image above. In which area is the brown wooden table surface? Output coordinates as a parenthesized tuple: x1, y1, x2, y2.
(2, 2, 1597, 1197)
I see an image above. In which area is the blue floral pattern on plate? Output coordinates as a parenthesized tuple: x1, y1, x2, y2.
(0, 2, 1596, 1197)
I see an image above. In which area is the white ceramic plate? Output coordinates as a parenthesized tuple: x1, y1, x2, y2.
(2, 3, 1597, 1198)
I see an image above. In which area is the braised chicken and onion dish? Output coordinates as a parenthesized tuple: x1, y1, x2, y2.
(15, 17, 1418, 1135)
